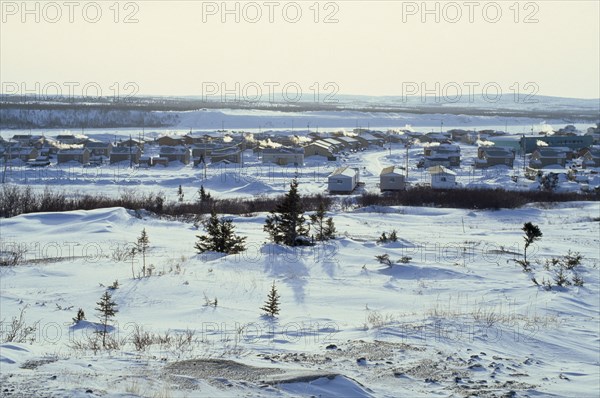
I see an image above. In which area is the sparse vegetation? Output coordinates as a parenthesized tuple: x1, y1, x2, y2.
(96, 291, 118, 349)
(0, 242, 28, 266)
(516, 222, 542, 271)
(375, 254, 392, 266)
(309, 202, 336, 242)
(358, 188, 597, 211)
(540, 252, 586, 290)
(136, 229, 150, 277)
(203, 293, 218, 308)
(195, 209, 247, 254)
(398, 256, 412, 264)
(378, 230, 398, 244)
(177, 185, 184, 202)
(0, 306, 39, 343)
(261, 282, 280, 317)
(264, 179, 310, 246)
(0, 184, 332, 219)
(72, 308, 86, 325)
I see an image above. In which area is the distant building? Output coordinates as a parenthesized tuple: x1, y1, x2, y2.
(116, 138, 145, 150)
(328, 166, 358, 194)
(421, 157, 452, 168)
(429, 165, 457, 189)
(11, 134, 45, 147)
(521, 135, 593, 153)
(262, 147, 304, 166)
(424, 143, 461, 166)
(109, 146, 141, 165)
(380, 166, 406, 191)
(530, 148, 568, 168)
(56, 134, 87, 145)
(159, 146, 191, 164)
(3, 147, 39, 162)
(581, 148, 600, 168)
(321, 138, 346, 153)
(355, 133, 384, 147)
(156, 135, 185, 147)
(332, 136, 361, 150)
(57, 148, 90, 164)
(304, 141, 336, 160)
(153, 157, 169, 167)
(475, 146, 516, 168)
(85, 141, 113, 157)
(210, 149, 241, 164)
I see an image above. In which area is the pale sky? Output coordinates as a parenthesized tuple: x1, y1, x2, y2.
(1, 0, 599, 100)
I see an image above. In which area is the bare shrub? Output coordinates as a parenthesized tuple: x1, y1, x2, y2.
(0, 242, 28, 266)
(110, 242, 135, 263)
(203, 293, 218, 308)
(375, 254, 392, 266)
(563, 250, 583, 270)
(572, 274, 585, 287)
(364, 310, 395, 329)
(72, 308, 86, 324)
(553, 268, 571, 287)
(377, 230, 398, 244)
(171, 329, 195, 357)
(131, 324, 155, 352)
(70, 333, 102, 355)
(0, 307, 39, 343)
(358, 187, 597, 210)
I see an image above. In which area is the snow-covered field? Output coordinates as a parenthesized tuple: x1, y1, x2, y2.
(1, 200, 599, 397)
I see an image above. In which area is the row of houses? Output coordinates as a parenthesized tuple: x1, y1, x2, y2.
(326, 164, 458, 194)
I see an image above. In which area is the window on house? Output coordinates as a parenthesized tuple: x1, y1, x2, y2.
(441, 177, 446, 182)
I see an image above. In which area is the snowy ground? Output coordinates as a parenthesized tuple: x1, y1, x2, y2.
(1, 201, 599, 397)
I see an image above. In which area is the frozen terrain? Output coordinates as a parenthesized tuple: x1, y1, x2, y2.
(1, 201, 599, 397)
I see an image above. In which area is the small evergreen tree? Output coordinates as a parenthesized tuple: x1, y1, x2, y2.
(96, 291, 118, 348)
(522, 222, 542, 265)
(72, 308, 86, 324)
(378, 230, 398, 244)
(260, 282, 280, 317)
(198, 185, 211, 202)
(136, 228, 150, 277)
(309, 202, 336, 241)
(198, 185, 213, 213)
(195, 209, 247, 254)
(177, 185, 184, 202)
(264, 179, 309, 246)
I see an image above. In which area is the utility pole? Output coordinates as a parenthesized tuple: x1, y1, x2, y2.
(129, 134, 132, 169)
(405, 143, 410, 180)
(2, 147, 7, 184)
(522, 133, 526, 172)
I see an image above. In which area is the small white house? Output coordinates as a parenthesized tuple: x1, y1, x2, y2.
(380, 166, 406, 192)
(328, 166, 358, 193)
(428, 165, 457, 189)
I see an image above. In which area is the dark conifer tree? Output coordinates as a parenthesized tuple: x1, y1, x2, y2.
(195, 209, 246, 254)
(264, 179, 309, 246)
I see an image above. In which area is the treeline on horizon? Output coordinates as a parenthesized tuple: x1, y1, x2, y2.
(0, 184, 597, 219)
(1, 95, 598, 130)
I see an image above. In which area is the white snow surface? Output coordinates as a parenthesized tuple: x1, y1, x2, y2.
(1, 201, 599, 397)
